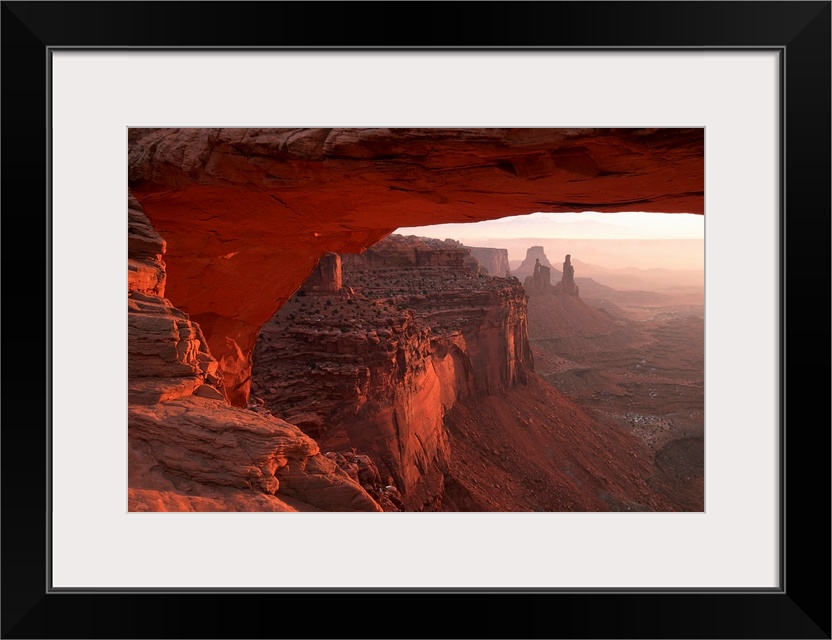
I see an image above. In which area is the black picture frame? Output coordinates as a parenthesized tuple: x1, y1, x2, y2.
(2, 2, 829, 638)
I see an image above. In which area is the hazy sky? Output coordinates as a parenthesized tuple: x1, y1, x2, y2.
(396, 211, 705, 271)
(397, 211, 704, 242)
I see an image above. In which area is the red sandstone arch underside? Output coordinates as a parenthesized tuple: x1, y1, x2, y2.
(128, 127, 704, 404)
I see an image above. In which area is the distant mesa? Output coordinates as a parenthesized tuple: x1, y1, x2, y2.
(513, 246, 557, 281)
(343, 234, 471, 270)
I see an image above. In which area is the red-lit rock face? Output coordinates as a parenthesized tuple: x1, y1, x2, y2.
(129, 128, 704, 404)
(127, 196, 383, 512)
(252, 236, 533, 508)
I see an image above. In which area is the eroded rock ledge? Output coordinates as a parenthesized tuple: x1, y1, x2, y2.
(128, 196, 382, 512)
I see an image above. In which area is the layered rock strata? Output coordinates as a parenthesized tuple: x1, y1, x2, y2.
(128, 127, 704, 405)
(252, 236, 679, 511)
(128, 193, 223, 405)
(129, 397, 381, 512)
(252, 236, 532, 509)
(128, 195, 382, 512)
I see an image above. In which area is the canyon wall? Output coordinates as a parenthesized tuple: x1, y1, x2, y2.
(128, 192, 224, 405)
(466, 246, 510, 276)
(250, 237, 674, 511)
(252, 236, 532, 509)
(128, 196, 382, 512)
(128, 128, 704, 404)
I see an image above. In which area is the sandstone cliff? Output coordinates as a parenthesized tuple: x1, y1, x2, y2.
(252, 236, 532, 509)
(128, 194, 382, 512)
(128, 192, 224, 405)
(251, 236, 677, 511)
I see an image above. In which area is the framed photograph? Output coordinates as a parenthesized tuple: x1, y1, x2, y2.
(3, 2, 829, 638)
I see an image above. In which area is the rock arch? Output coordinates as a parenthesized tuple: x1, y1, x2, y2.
(129, 127, 704, 405)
